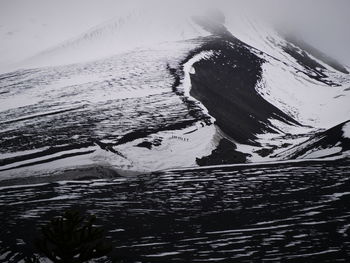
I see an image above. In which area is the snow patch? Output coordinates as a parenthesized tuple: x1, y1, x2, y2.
(257, 61, 350, 129)
(116, 125, 219, 171)
(180, 50, 217, 123)
(300, 147, 343, 159)
(20, 8, 209, 69)
(342, 122, 350, 139)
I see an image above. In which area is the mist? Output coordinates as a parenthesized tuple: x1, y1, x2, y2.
(0, 0, 349, 69)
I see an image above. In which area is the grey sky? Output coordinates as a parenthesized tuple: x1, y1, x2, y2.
(0, 0, 349, 69)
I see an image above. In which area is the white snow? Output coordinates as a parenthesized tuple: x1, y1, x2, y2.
(110, 50, 222, 172)
(167, 157, 339, 173)
(256, 61, 350, 129)
(16, 8, 208, 70)
(0, 182, 49, 191)
(145, 252, 181, 257)
(0, 93, 42, 112)
(342, 122, 350, 138)
(0, 147, 50, 160)
(0, 38, 219, 180)
(218, 13, 350, 162)
(206, 224, 292, 235)
(10, 194, 81, 206)
(1, 4, 349, 179)
(0, 147, 98, 172)
(300, 147, 343, 159)
(179, 50, 217, 123)
(116, 125, 219, 172)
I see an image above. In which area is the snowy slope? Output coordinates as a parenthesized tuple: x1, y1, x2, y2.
(1, 8, 350, 181)
(181, 12, 350, 163)
(0, 40, 222, 180)
(276, 121, 350, 159)
(20, 8, 209, 69)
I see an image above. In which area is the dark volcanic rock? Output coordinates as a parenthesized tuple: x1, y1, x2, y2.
(280, 36, 348, 86)
(196, 138, 250, 166)
(285, 36, 349, 74)
(136, 138, 162, 150)
(188, 38, 300, 145)
(280, 120, 350, 159)
(136, 141, 153, 150)
(1, 159, 350, 262)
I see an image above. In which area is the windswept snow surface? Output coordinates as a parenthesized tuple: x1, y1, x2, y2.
(225, 13, 350, 130)
(217, 14, 350, 162)
(225, 11, 350, 131)
(1, 9, 350, 181)
(274, 121, 350, 160)
(0, 40, 220, 180)
(256, 60, 350, 129)
(18, 8, 209, 70)
(2, 159, 350, 262)
(1, 6, 350, 263)
(179, 50, 217, 123)
(343, 122, 350, 139)
(242, 58, 350, 162)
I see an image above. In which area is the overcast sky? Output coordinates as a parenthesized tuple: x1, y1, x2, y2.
(0, 0, 349, 69)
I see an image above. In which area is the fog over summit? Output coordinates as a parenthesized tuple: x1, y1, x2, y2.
(0, 0, 350, 71)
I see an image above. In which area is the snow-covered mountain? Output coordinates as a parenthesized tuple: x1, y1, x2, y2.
(0, 8, 349, 181)
(276, 121, 350, 160)
(19, 8, 209, 69)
